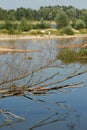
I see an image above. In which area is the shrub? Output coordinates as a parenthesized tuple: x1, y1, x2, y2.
(79, 29, 87, 34)
(29, 30, 43, 35)
(74, 20, 85, 30)
(31, 22, 51, 29)
(1, 29, 9, 34)
(57, 48, 87, 64)
(60, 26, 74, 35)
(57, 49, 77, 64)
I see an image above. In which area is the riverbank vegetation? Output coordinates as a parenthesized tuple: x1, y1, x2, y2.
(57, 48, 87, 64)
(0, 5, 87, 35)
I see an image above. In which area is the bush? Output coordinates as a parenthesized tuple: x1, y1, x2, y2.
(60, 26, 74, 35)
(74, 20, 85, 30)
(29, 30, 43, 35)
(57, 49, 77, 64)
(32, 22, 51, 29)
(1, 29, 9, 34)
(79, 29, 87, 34)
(57, 48, 87, 64)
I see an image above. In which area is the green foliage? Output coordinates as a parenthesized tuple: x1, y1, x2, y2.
(74, 20, 85, 30)
(0, 5, 87, 34)
(20, 17, 28, 31)
(7, 10, 16, 21)
(0, 8, 7, 20)
(57, 49, 77, 64)
(0, 5, 85, 23)
(59, 26, 74, 35)
(81, 9, 87, 28)
(55, 10, 69, 29)
(65, 6, 77, 20)
(32, 21, 51, 29)
(79, 29, 87, 34)
(29, 30, 43, 36)
(4, 20, 14, 34)
(16, 7, 26, 21)
(1, 29, 8, 34)
(78, 49, 87, 56)
(57, 48, 87, 64)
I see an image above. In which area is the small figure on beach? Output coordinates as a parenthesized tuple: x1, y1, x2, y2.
(48, 31, 51, 37)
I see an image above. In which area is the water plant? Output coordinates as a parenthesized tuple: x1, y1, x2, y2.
(57, 48, 87, 64)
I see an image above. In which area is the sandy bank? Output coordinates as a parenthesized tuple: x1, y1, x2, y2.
(0, 48, 42, 52)
(0, 34, 87, 41)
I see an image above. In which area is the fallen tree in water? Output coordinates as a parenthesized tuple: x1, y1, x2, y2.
(0, 56, 85, 98)
(0, 82, 83, 98)
(0, 45, 87, 128)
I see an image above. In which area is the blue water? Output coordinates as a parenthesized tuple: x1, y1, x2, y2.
(0, 38, 87, 130)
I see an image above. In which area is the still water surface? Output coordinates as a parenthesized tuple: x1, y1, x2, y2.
(0, 37, 87, 130)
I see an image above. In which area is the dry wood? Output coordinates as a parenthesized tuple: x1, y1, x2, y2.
(0, 82, 82, 98)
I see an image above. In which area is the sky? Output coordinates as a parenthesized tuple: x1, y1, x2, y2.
(0, 0, 87, 10)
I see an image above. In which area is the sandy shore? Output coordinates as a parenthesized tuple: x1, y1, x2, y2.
(0, 34, 87, 52)
(0, 34, 87, 41)
(0, 48, 42, 53)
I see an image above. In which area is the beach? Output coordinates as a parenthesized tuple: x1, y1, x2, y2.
(0, 34, 87, 41)
(0, 34, 87, 52)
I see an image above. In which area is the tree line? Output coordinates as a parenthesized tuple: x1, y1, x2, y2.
(0, 5, 87, 34)
(0, 5, 86, 21)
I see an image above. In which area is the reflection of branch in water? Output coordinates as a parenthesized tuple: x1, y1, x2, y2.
(0, 109, 24, 129)
(0, 44, 87, 130)
(67, 122, 75, 130)
(29, 112, 70, 130)
(0, 119, 24, 129)
(23, 89, 73, 130)
(24, 94, 71, 114)
(0, 110, 24, 120)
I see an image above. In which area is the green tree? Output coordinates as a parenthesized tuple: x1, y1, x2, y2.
(16, 7, 26, 20)
(0, 8, 7, 20)
(25, 8, 34, 20)
(55, 10, 69, 29)
(65, 6, 77, 20)
(4, 20, 15, 34)
(20, 17, 28, 31)
(81, 9, 87, 28)
(7, 10, 16, 21)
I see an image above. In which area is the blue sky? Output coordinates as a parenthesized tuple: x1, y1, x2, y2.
(0, 0, 87, 9)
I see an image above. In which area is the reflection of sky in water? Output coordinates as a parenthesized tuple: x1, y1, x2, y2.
(0, 38, 87, 130)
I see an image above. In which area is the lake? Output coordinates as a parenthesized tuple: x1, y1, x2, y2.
(0, 37, 87, 130)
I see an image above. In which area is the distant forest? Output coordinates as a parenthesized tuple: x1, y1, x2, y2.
(0, 5, 86, 21)
(0, 5, 87, 34)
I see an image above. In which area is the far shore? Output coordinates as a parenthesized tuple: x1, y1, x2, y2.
(0, 34, 87, 41)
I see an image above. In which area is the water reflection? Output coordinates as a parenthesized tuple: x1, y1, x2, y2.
(0, 118, 24, 129)
(0, 38, 87, 130)
(29, 112, 70, 130)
